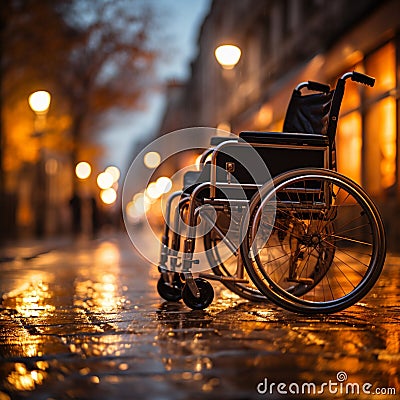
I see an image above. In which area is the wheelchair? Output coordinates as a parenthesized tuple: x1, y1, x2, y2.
(156, 71, 386, 314)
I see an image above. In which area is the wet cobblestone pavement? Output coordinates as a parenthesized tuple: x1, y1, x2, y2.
(0, 233, 399, 399)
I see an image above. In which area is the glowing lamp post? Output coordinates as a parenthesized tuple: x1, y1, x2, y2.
(214, 45, 242, 69)
(28, 90, 51, 135)
(28, 90, 51, 115)
(28, 90, 51, 237)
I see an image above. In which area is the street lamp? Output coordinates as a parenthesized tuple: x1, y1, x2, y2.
(28, 91, 51, 115)
(28, 90, 51, 134)
(28, 90, 51, 237)
(214, 44, 242, 69)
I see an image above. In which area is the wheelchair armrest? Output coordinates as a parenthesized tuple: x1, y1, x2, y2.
(239, 131, 329, 147)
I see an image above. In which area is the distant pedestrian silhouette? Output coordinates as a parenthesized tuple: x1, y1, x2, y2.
(69, 193, 82, 235)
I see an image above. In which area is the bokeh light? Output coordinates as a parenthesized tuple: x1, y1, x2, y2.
(143, 152, 161, 169)
(97, 172, 114, 189)
(105, 166, 120, 183)
(100, 188, 117, 204)
(214, 45, 241, 69)
(75, 161, 92, 180)
(156, 176, 172, 194)
(28, 90, 51, 113)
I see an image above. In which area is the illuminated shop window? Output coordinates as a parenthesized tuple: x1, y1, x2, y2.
(363, 41, 397, 194)
(339, 76, 361, 115)
(365, 97, 396, 194)
(337, 112, 362, 184)
(365, 42, 396, 99)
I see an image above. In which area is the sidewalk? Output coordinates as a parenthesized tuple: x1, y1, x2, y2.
(0, 236, 77, 263)
(0, 232, 399, 399)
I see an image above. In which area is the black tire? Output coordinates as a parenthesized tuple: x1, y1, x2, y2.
(157, 272, 183, 302)
(242, 168, 386, 314)
(182, 278, 214, 310)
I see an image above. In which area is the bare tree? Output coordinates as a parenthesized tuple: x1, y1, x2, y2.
(0, 0, 158, 238)
(58, 0, 157, 161)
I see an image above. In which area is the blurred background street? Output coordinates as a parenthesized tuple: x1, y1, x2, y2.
(1, 0, 400, 249)
(1, 0, 400, 399)
(0, 231, 399, 399)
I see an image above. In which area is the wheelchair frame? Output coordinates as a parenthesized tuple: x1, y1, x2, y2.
(156, 71, 386, 313)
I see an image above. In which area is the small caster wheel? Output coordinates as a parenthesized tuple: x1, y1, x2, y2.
(157, 272, 183, 302)
(182, 278, 214, 310)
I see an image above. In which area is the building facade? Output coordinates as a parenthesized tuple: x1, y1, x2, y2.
(157, 0, 400, 249)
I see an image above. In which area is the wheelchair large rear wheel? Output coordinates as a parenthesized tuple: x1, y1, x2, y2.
(241, 168, 386, 314)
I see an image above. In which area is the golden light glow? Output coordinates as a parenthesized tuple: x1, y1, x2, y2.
(366, 42, 395, 99)
(28, 91, 51, 114)
(378, 98, 396, 189)
(97, 171, 114, 189)
(126, 192, 152, 221)
(195, 154, 203, 170)
(134, 192, 151, 210)
(45, 158, 58, 175)
(156, 176, 172, 194)
(3, 280, 55, 318)
(216, 121, 231, 132)
(1, 273, 55, 362)
(215, 45, 241, 69)
(145, 181, 162, 200)
(215, 44, 242, 69)
(73, 245, 124, 321)
(365, 97, 396, 193)
(75, 161, 92, 180)
(143, 151, 161, 169)
(105, 166, 120, 183)
(100, 187, 117, 204)
(256, 103, 273, 128)
(126, 201, 139, 222)
(340, 76, 361, 114)
(7, 362, 48, 391)
(363, 42, 397, 194)
(195, 153, 212, 170)
(337, 112, 362, 184)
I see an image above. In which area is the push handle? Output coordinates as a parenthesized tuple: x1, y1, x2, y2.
(350, 71, 375, 87)
(295, 81, 330, 92)
(307, 81, 331, 93)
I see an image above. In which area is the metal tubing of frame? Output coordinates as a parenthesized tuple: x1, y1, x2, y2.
(210, 139, 239, 198)
(159, 191, 183, 269)
(169, 197, 190, 270)
(199, 148, 214, 168)
(164, 191, 183, 232)
(199, 208, 238, 256)
(182, 181, 261, 271)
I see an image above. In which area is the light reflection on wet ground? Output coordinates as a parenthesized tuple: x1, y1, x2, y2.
(0, 234, 399, 399)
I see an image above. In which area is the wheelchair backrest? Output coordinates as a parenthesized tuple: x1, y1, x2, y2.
(214, 135, 329, 184)
(283, 89, 333, 135)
